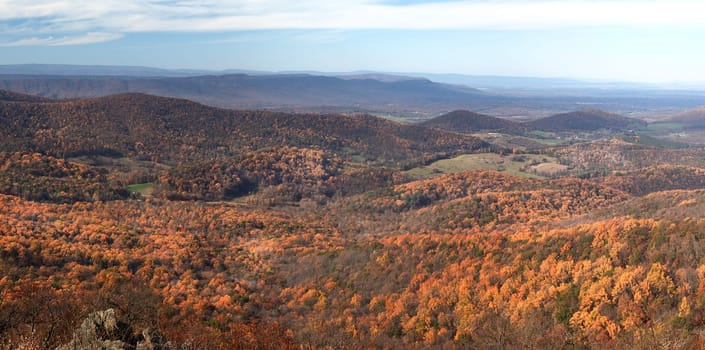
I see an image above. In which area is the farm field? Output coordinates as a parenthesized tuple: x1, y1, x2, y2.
(406, 152, 563, 179)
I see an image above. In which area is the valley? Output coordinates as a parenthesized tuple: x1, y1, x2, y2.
(5, 0, 705, 346)
(2, 84, 705, 349)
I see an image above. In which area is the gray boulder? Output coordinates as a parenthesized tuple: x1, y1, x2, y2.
(56, 309, 125, 350)
(57, 309, 174, 350)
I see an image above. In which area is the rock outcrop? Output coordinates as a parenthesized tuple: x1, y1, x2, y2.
(57, 309, 173, 350)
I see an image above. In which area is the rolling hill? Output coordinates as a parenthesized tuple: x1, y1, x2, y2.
(0, 90, 50, 102)
(600, 165, 705, 196)
(420, 109, 529, 134)
(6, 88, 705, 349)
(551, 138, 705, 173)
(666, 106, 705, 128)
(528, 109, 647, 131)
(0, 91, 489, 165)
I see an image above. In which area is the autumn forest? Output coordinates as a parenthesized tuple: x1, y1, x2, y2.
(4, 90, 705, 349)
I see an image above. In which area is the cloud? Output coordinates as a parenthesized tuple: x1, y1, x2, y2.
(2, 0, 705, 35)
(0, 32, 122, 46)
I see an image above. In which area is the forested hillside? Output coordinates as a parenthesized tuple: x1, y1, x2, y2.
(4, 175, 705, 348)
(529, 109, 647, 131)
(2, 92, 705, 349)
(421, 110, 529, 134)
(667, 106, 705, 128)
(0, 92, 488, 166)
(0, 90, 50, 102)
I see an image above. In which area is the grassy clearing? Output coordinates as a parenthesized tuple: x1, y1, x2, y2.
(375, 114, 417, 123)
(474, 132, 568, 150)
(127, 183, 154, 196)
(523, 131, 569, 145)
(530, 163, 569, 176)
(406, 153, 561, 179)
(521, 131, 578, 146)
(525, 137, 568, 146)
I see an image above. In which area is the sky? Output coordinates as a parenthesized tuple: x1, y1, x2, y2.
(2, 0, 705, 83)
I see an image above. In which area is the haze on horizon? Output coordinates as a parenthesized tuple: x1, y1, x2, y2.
(2, 0, 705, 84)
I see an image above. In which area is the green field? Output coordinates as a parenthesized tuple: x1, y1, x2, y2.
(406, 153, 562, 179)
(474, 132, 569, 150)
(525, 136, 568, 146)
(523, 131, 570, 145)
(127, 183, 155, 196)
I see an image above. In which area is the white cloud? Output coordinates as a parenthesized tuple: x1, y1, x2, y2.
(0, 32, 122, 46)
(2, 0, 705, 35)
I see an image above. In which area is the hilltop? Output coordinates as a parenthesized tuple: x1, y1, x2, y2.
(0, 89, 50, 102)
(420, 110, 529, 134)
(528, 109, 647, 131)
(0, 91, 488, 165)
(666, 106, 705, 128)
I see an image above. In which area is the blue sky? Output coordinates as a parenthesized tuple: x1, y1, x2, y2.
(2, 0, 705, 82)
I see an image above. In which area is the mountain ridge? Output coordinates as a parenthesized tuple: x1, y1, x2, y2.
(0, 89, 51, 102)
(0, 91, 489, 165)
(0, 73, 495, 118)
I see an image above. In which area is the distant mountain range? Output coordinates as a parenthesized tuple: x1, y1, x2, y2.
(0, 64, 215, 77)
(5, 64, 704, 90)
(1, 64, 705, 119)
(0, 73, 502, 118)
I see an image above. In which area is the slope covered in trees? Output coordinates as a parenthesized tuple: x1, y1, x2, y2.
(331, 170, 629, 236)
(529, 109, 647, 131)
(666, 106, 705, 128)
(421, 110, 529, 134)
(4, 182, 705, 348)
(550, 138, 705, 175)
(154, 146, 411, 203)
(155, 147, 343, 202)
(0, 152, 128, 202)
(0, 90, 50, 102)
(3, 92, 705, 349)
(600, 165, 705, 196)
(0, 92, 488, 166)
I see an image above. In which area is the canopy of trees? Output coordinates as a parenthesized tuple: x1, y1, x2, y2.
(3, 92, 705, 349)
